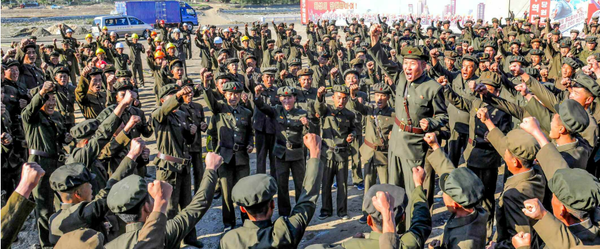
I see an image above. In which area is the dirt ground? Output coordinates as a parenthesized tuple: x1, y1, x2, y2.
(1, 3, 507, 248)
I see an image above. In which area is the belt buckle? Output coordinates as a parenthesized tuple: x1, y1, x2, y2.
(58, 154, 65, 162)
(286, 141, 293, 150)
(233, 144, 240, 152)
(334, 147, 342, 153)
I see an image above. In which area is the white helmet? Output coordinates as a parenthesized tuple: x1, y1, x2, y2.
(66, 29, 73, 33)
(214, 37, 223, 44)
(173, 28, 180, 33)
(110, 31, 117, 36)
(115, 42, 124, 49)
(202, 25, 208, 31)
(182, 23, 188, 27)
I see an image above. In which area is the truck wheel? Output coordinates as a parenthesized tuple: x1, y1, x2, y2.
(142, 30, 149, 40)
(186, 22, 194, 29)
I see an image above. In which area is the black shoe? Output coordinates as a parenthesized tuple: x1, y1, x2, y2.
(358, 214, 367, 224)
(213, 190, 222, 200)
(184, 240, 204, 248)
(318, 213, 331, 220)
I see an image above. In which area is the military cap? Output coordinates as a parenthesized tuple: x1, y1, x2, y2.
(217, 49, 229, 56)
(508, 31, 518, 37)
(362, 184, 407, 222)
(273, 48, 283, 54)
(103, 65, 116, 74)
(53, 66, 70, 75)
(50, 51, 60, 57)
(373, 83, 392, 94)
(23, 41, 37, 50)
(492, 18, 499, 23)
(168, 60, 183, 71)
(351, 17, 357, 21)
(572, 74, 600, 97)
(350, 58, 364, 67)
(61, 40, 70, 44)
(529, 49, 543, 56)
(262, 67, 277, 75)
(107, 175, 148, 213)
(479, 71, 501, 88)
(382, 62, 400, 72)
(461, 39, 471, 45)
(343, 69, 360, 78)
(571, 29, 580, 34)
(523, 22, 532, 27)
(158, 84, 181, 99)
(355, 47, 366, 53)
(322, 35, 331, 40)
(484, 41, 497, 49)
(359, 17, 365, 21)
(516, 19, 524, 23)
(554, 99, 589, 134)
(331, 31, 338, 35)
(531, 38, 541, 44)
(266, 39, 275, 44)
(382, 37, 391, 42)
(277, 86, 296, 96)
(244, 54, 257, 61)
(232, 174, 277, 206)
(426, 26, 436, 31)
(261, 23, 268, 27)
(524, 67, 540, 78)
(115, 70, 132, 78)
(440, 167, 484, 207)
(297, 68, 314, 76)
(315, 41, 324, 46)
(401, 46, 427, 60)
(562, 57, 582, 69)
(594, 16, 600, 21)
(462, 54, 479, 65)
(448, 34, 457, 39)
(70, 119, 100, 139)
(54, 229, 104, 249)
(509, 55, 528, 66)
(442, 20, 450, 25)
(586, 36, 597, 43)
(560, 39, 572, 48)
(289, 58, 302, 66)
(345, 36, 353, 42)
(478, 53, 491, 62)
(113, 80, 134, 92)
(210, 25, 217, 28)
(549, 168, 600, 212)
(50, 163, 96, 192)
(250, 27, 257, 31)
(592, 23, 599, 28)
(397, 18, 404, 22)
(215, 71, 232, 81)
(509, 39, 522, 46)
(444, 51, 458, 60)
(89, 67, 104, 76)
(318, 51, 330, 58)
(505, 129, 539, 161)
(222, 81, 243, 93)
(551, 30, 561, 35)
(29, 35, 38, 40)
(225, 58, 240, 66)
(333, 85, 349, 94)
(44, 44, 55, 49)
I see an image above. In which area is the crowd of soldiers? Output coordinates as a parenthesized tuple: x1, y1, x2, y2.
(1, 9, 600, 249)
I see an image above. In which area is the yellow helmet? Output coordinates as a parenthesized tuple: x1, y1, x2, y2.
(131, 33, 139, 39)
(85, 34, 93, 39)
(153, 37, 162, 43)
(166, 42, 176, 50)
(241, 36, 250, 42)
(96, 48, 105, 55)
(102, 26, 108, 30)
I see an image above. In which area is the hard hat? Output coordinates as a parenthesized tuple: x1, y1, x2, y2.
(222, 28, 230, 33)
(85, 34, 93, 39)
(102, 26, 108, 30)
(166, 42, 176, 50)
(151, 31, 157, 37)
(160, 20, 165, 24)
(66, 29, 73, 33)
(214, 37, 223, 44)
(154, 37, 162, 43)
(110, 31, 116, 36)
(96, 48, 105, 54)
(95, 60, 107, 69)
(173, 28, 180, 33)
(156, 45, 163, 51)
(202, 26, 208, 31)
(154, 51, 165, 59)
(241, 36, 250, 42)
(182, 23, 188, 27)
(131, 33, 139, 39)
(115, 43, 124, 49)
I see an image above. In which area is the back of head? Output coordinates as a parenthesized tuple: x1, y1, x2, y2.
(362, 184, 407, 231)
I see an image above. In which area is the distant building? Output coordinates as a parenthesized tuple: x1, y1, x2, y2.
(477, 3, 485, 21)
(408, 4, 413, 14)
(450, 0, 456, 16)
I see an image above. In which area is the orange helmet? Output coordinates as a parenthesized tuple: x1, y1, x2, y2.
(154, 51, 165, 59)
(151, 31, 157, 37)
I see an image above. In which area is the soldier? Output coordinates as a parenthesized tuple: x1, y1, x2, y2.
(104, 152, 221, 249)
(124, 33, 146, 87)
(75, 67, 109, 119)
(48, 138, 143, 244)
(22, 81, 72, 248)
(315, 85, 357, 220)
(295, 68, 320, 133)
(2, 60, 29, 171)
(49, 66, 76, 130)
(307, 50, 331, 88)
(152, 84, 203, 248)
(253, 85, 310, 216)
(0, 163, 45, 249)
(308, 168, 431, 249)
(341, 69, 366, 191)
(347, 83, 395, 223)
(203, 81, 254, 231)
(17, 39, 45, 90)
(370, 25, 448, 230)
(250, 68, 279, 178)
(220, 133, 323, 248)
(109, 43, 130, 71)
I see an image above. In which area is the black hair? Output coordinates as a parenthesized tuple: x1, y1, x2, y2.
(244, 200, 272, 216)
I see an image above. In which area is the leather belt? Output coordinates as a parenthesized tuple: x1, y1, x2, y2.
(157, 152, 190, 165)
(221, 143, 248, 152)
(278, 141, 303, 150)
(394, 118, 424, 134)
(328, 145, 347, 153)
(364, 139, 387, 151)
(468, 138, 494, 150)
(29, 149, 65, 162)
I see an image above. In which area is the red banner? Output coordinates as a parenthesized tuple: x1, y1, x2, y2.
(300, 0, 357, 24)
(529, 0, 550, 22)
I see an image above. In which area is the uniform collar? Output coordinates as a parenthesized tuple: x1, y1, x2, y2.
(446, 207, 486, 228)
(505, 168, 535, 188)
(243, 219, 272, 229)
(125, 222, 145, 232)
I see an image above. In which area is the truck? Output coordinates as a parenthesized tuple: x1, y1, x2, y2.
(114, 1, 199, 28)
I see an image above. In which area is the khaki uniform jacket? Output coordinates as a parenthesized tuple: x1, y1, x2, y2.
(105, 169, 217, 249)
(203, 88, 254, 165)
(439, 207, 489, 249)
(75, 76, 108, 119)
(180, 102, 206, 153)
(220, 158, 323, 249)
(125, 39, 145, 65)
(0, 192, 36, 248)
(314, 98, 357, 162)
(347, 98, 395, 166)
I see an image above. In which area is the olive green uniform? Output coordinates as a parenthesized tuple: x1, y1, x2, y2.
(125, 38, 146, 86)
(180, 101, 206, 192)
(0, 191, 36, 248)
(75, 75, 109, 119)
